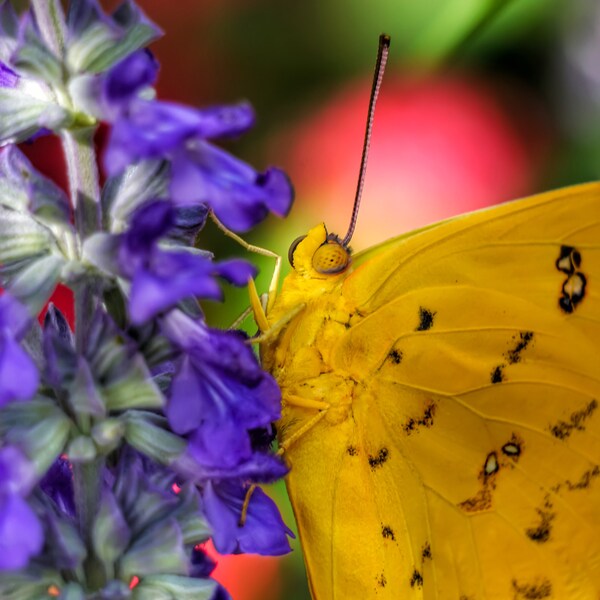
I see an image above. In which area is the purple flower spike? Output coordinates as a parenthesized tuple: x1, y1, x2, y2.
(0, 446, 44, 570)
(203, 481, 293, 556)
(0, 293, 38, 407)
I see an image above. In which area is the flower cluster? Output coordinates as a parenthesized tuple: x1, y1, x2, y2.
(0, 1, 293, 598)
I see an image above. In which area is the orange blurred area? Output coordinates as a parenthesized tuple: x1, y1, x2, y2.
(203, 540, 283, 600)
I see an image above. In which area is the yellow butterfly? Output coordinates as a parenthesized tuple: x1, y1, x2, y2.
(250, 36, 600, 600)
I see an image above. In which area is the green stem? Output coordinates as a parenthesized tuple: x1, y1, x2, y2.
(61, 128, 102, 353)
(31, 0, 66, 59)
(73, 459, 107, 591)
(61, 128, 102, 242)
(32, 3, 106, 591)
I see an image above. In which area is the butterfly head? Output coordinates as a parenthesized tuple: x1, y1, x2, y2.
(288, 223, 351, 277)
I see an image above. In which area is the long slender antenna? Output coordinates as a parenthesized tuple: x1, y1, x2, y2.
(342, 33, 390, 247)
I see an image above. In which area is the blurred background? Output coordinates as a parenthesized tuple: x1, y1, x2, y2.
(23, 0, 600, 598)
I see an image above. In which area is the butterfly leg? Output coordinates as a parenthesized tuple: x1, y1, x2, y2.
(278, 398, 329, 453)
(210, 212, 282, 313)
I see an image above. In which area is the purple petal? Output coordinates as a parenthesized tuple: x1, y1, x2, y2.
(0, 330, 39, 407)
(196, 452, 288, 484)
(0, 292, 31, 338)
(128, 251, 222, 324)
(123, 200, 175, 257)
(216, 259, 257, 287)
(0, 492, 44, 570)
(104, 49, 158, 105)
(104, 100, 254, 176)
(0, 62, 18, 88)
(187, 419, 252, 470)
(0, 446, 37, 496)
(170, 142, 293, 232)
(203, 481, 293, 556)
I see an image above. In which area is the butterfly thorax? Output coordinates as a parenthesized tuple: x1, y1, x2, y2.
(262, 223, 360, 437)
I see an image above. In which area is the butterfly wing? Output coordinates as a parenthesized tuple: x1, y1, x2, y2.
(271, 183, 600, 599)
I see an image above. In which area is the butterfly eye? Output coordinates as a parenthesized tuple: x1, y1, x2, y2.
(288, 235, 307, 267)
(312, 241, 351, 274)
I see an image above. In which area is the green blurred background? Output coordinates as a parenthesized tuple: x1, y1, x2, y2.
(65, 1, 600, 598)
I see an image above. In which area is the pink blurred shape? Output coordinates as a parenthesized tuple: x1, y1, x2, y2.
(276, 75, 549, 247)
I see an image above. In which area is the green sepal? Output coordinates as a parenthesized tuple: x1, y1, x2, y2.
(66, 435, 97, 463)
(91, 418, 125, 453)
(0, 398, 71, 474)
(0, 146, 71, 226)
(102, 355, 164, 411)
(118, 518, 188, 580)
(58, 583, 86, 600)
(102, 160, 169, 231)
(12, 22, 64, 84)
(66, 2, 162, 75)
(67, 357, 106, 417)
(8, 253, 64, 315)
(0, 569, 63, 600)
(92, 489, 132, 575)
(132, 575, 218, 600)
(174, 484, 212, 544)
(123, 411, 186, 466)
(0, 87, 73, 144)
(0, 204, 54, 268)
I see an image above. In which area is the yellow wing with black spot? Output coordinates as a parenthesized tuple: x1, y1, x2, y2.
(266, 182, 600, 600)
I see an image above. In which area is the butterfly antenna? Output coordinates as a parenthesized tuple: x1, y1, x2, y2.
(342, 33, 391, 248)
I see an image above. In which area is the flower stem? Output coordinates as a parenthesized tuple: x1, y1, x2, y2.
(73, 459, 107, 591)
(31, 0, 66, 59)
(32, 3, 107, 591)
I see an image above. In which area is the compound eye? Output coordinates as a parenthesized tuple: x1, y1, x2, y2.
(312, 241, 351, 274)
(288, 235, 307, 267)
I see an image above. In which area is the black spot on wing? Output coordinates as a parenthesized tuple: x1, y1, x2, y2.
(387, 349, 403, 364)
(402, 402, 436, 435)
(549, 399, 597, 440)
(552, 464, 600, 493)
(376, 573, 386, 588)
(410, 569, 423, 588)
(512, 578, 552, 599)
(368, 448, 389, 470)
(525, 496, 555, 544)
(556, 245, 587, 313)
(491, 364, 505, 384)
(346, 445, 358, 456)
(421, 542, 432, 560)
(416, 307, 436, 331)
(381, 525, 395, 541)
(505, 331, 534, 364)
